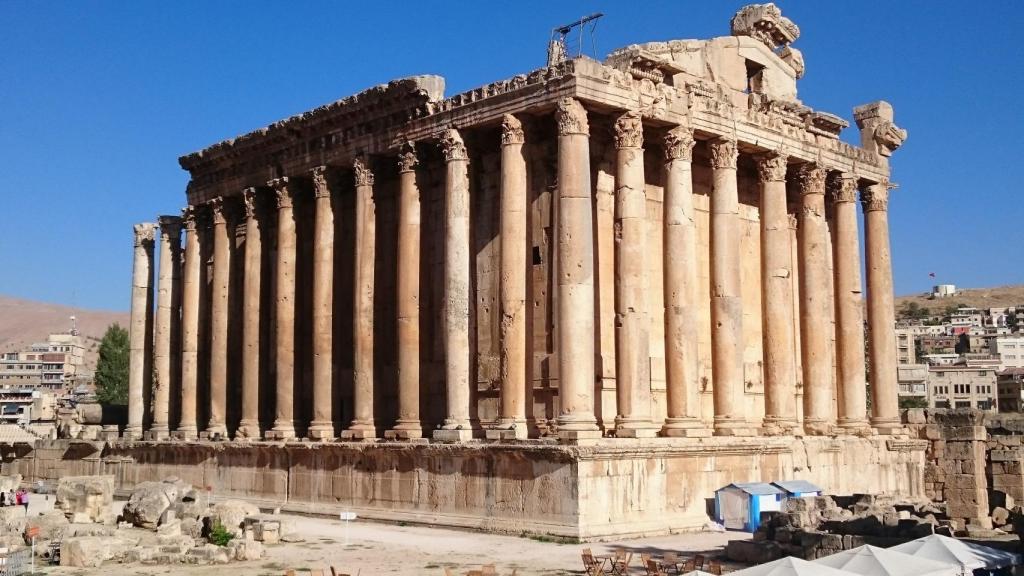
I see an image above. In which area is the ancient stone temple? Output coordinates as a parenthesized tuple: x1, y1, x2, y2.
(26, 4, 928, 539)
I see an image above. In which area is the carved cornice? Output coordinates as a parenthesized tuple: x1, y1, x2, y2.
(613, 111, 643, 149)
(397, 141, 418, 173)
(353, 158, 375, 187)
(796, 163, 826, 195)
(755, 152, 788, 183)
(242, 187, 259, 218)
(311, 166, 331, 199)
(708, 137, 738, 170)
(827, 172, 858, 204)
(500, 114, 524, 146)
(133, 222, 156, 247)
(209, 196, 227, 225)
(157, 215, 183, 238)
(556, 97, 589, 136)
(860, 182, 890, 212)
(663, 126, 695, 162)
(437, 128, 468, 163)
(269, 177, 293, 209)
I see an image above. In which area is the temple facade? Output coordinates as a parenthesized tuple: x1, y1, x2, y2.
(102, 5, 926, 538)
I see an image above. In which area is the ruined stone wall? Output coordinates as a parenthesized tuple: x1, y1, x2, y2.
(4, 438, 923, 540)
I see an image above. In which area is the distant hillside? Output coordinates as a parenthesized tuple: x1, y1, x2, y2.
(0, 295, 129, 370)
(895, 284, 1024, 316)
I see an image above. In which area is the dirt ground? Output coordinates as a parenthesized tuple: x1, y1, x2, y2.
(26, 497, 747, 576)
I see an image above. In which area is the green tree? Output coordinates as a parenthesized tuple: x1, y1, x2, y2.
(95, 323, 129, 405)
(899, 396, 928, 409)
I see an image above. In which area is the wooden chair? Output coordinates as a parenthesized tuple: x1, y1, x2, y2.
(663, 552, 680, 574)
(481, 564, 497, 576)
(610, 549, 632, 575)
(693, 554, 706, 570)
(582, 548, 611, 576)
(680, 558, 696, 573)
(707, 560, 722, 575)
(645, 558, 669, 576)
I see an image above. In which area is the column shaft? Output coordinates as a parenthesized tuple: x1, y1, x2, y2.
(435, 129, 473, 442)
(493, 115, 529, 440)
(863, 183, 900, 432)
(151, 216, 181, 439)
(555, 98, 600, 440)
(709, 138, 751, 436)
(797, 164, 834, 435)
(206, 198, 230, 438)
(661, 127, 706, 437)
(830, 174, 869, 432)
(612, 111, 655, 437)
(389, 144, 424, 440)
(757, 153, 798, 435)
(238, 189, 262, 439)
(309, 167, 336, 440)
(342, 160, 377, 439)
(268, 179, 297, 439)
(177, 210, 200, 439)
(127, 223, 156, 439)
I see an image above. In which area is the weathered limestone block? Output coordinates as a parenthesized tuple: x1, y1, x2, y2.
(228, 537, 264, 561)
(122, 478, 193, 528)
(59, 534, 136, 567)
(0, 475, 22, 492)
(0, 507, 27, 535)
(185, 543, 230, 564)
(54, 475, 114, 523)
(726, 539, 784, 564)
(24, 510, 69, 544)
(206, 500, 259, 536)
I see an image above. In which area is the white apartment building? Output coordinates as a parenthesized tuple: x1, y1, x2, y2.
(0, 333, 86, 389)
(991, 336, 1024, 370)
(927, 364, 999, 411)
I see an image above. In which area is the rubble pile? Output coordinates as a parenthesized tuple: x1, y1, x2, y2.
(727, 494, 946, 563)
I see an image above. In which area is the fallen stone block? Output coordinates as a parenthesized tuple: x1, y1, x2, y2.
(54, 475, 114, 524)
(185, 544, 230, 565)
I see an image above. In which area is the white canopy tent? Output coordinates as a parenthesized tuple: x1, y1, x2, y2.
(728, 556, 862, 576)
(890, 534, 1020, 571)
(813, 544, 959, 576)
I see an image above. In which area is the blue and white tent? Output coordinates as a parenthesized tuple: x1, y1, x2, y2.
(771, 480, 823, 498)
(714, 482, 785, 532)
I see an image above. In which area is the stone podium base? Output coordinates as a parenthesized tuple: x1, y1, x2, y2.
(4, 435, 925, 541)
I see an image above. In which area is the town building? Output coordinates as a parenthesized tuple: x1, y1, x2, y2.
(0, 388, 56, 426)
(991, 336, 1024, 370)
(932, 284, 956, 298)
(0, 333, 86, 390)
(927, 364, 999, 411)
(998, 368, 1024, 413)
(9, 5, 926, 539)
(895, 328, 917, 365)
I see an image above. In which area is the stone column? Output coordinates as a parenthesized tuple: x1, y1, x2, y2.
(434, 129, 473, 442)
(205, 197, 230, 439)
(388, 143, 424, 440)
(127, 222, 156, 439)
(612, 111, 656, 438)
(267, 178, 297, 440)
(797, 163, 833, 435)
(708, 137, 751, 436)
(756, 152, 798, 435)
(342, 158, 377, 440)
(176, 208, 200, 439)
(829, 173, 870, 432)
(490, 115, 530, 440)
(555, 98, 600, 441)
(237, 188, 262, 439)
(661, 126, 706, 437)
(863, 182, 901, 433)
(309, 166, 336, 440)
(150, 215, 182, 440)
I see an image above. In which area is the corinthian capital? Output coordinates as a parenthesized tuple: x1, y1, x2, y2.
(397, 141, 418, 173)
(209, 196, 227, 225)
(796, 163, 826, 195)
(755, 152, 788, 183)
(437, 129, 468, 163)
(268, 177, 293, 209)
(613, 111, 643, 149)
(133, 222, 156, 247)
(663, 126, 695, 162)
(556, 97, 589, 136)
(827, 172, 858, 204)
(500, 114, 524, 146)
(860, 182, 890, 212)
(157, 215, 183, 239)
(242, 187, 259, 217)
(311, 166, 332, 199)
(181, 206, 198, 231)
(708, 137, 738, 170)
(353, 157, 374, 187)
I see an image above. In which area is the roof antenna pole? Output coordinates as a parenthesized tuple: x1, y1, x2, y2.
(547, 13, 604, 67)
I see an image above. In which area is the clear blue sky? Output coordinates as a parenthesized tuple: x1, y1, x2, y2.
(1, 1, 1020, 311)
